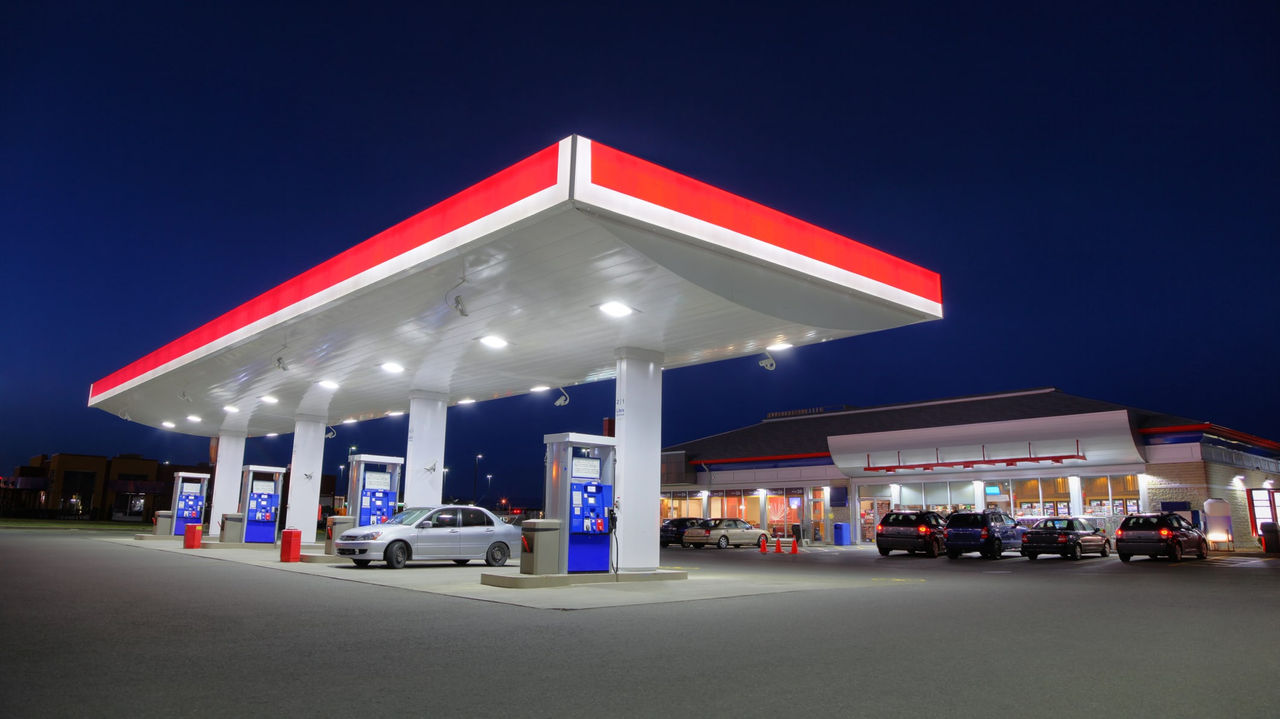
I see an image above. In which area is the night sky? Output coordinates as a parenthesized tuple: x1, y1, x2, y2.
(3, 2, 1277, 508)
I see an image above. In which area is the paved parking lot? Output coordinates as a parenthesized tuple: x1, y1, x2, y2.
(2, 529, 1277, 718)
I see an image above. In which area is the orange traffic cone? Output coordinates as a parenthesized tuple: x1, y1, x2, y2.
(791, 536, 800, 554)
(774, 537, 782, 553)
(760, 536, 768, 554)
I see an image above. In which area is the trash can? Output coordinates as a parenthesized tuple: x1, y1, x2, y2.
(520, 519, 562, 575)
(280, 528, 302, 562)
(182, 523, 202, 549)
(1261, 522, 1280, 554)
(833, 522, 852, 546)
(325, 516, 356, 555)
(153, 511, 173, 536)
(220, 513, 245, 543)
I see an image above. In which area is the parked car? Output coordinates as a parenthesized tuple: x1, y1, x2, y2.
(945, 510, 1023, 559)
(1020, 517, 1110, 560)
(1114, 512, 1208, 562)
(682, 518, 769, 549)
(875, 511, 947, 557)
(661, 517, 708, 548)
(334, 505, 520, 568)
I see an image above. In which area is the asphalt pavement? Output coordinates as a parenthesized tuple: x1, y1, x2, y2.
(1, 529, 1276, 718)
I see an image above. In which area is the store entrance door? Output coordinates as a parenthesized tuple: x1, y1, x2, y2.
(859, 498, 890, 543)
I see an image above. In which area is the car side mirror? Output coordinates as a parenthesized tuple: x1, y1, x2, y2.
(417, 520, 433, 528)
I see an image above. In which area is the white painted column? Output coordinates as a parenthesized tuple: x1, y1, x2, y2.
(614, 347, 663, 572)
(890, 483, 903, 510)
(207, 431, 246, 538)
(1068, 475, 1084, 517)
(285, 415, 326, 541)
(759, 489, 769, 535)
(404, 390, 447, 507)
(972, 480, 986, 510)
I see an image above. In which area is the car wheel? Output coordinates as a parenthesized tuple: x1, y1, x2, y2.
(1119, 553, 1131, 563)
(385, 541, 408, 569)
(1067, 543, 1082, 561)
(926, 539, 939, 558)
(1197, 540, 1208, 559)
(691, 544, 702, 549)
(485, 542, 510, 567)
(1099, 541, 1110, 557)
(947, 550, 961, 559)
(453, 559, 470, 566)
(1168, 542, 1182, 562)
(987, 539, 1003, 559)
(907, 549, 917, 555)
(878, 547, 890, 557)
(681, 543, 690, 548)
(717, 535, 730, 549)
(353, 559, 371, 568)
(1025, 552, 1038, 560)
(758, 535, 769, 550)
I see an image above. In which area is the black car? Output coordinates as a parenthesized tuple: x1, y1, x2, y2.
(1114, 512, 1208, 562)
(875, 511, 947, 557)
(1020, 517, 1111, 560)
(660, 517, 707, 548)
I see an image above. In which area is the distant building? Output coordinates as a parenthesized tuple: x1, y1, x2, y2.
(661, 388, 1280, 549)
(1, 453, 211, 522)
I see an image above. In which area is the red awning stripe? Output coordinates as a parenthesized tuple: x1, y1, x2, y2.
(589, 141, 942, 305)
(688, 451, 832, 466)
(89, 143, 561, 400)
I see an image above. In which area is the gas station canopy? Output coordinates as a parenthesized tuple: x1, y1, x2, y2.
(88, 136, 942, 437)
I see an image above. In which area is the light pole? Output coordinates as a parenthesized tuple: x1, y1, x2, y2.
(472, 453, 483, 505)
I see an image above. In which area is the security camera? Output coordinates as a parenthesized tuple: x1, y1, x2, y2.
(553, 388, 570, 406)
(758, 355, 776, 371)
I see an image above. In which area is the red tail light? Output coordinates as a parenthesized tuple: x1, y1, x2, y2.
(1115, 528, 1124, 538)
(980, 528, 989, 539)
(875, 524, 883, 534)
(917, 525, 929, 534)
(1159, 528, 1172, 538)
(1057, 534, 1069, 543)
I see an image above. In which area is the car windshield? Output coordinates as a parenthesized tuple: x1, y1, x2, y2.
(385, 508, 433, 525)
(1037, 519, 1071, 530)
(946, 514, 985, 528)
(1121, 516, 1159, 530)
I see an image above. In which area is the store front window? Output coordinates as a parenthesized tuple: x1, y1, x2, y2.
(661, 491, 704, 519)
(810, 488, 826, 543)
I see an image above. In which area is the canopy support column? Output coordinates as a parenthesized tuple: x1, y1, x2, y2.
(286, 415, 326, 540)
(404, 390, 447, 507)
(614, 347, 663, 572)
(208, 431, 245, 538)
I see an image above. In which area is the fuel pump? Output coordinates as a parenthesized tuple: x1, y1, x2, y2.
(239, 465, 284, 543)
(171, 472, 209, 536)
(543, 433, 616, 573)
(345, 454, 404, 527)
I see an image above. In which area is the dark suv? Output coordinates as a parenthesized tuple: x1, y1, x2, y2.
(660, 517, 707, 548)
(945, 510, 1023, 559)
(875, 511, 947, 557)
(1114, 513, 1208, 562)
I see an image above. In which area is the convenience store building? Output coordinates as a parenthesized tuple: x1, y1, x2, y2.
(661, 387, 1280, 548)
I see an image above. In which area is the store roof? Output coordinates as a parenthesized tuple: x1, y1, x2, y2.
(88, 136, 942, 437)
(665, 388, 1207, 463)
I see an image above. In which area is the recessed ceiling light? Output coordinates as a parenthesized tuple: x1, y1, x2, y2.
(599, 301, 633, 318)
(265, 432, 278, 438)
(186, 415, 201, 423)
(457, 398, 476, 405)
(318, 380, 340, 390)
(530, 385, 550, 392)
(161, 421, 176, 429)
(223, 405, 240, 413)
(342, 418, 357, 424)
(766, 342, 793, 352)
(385, 410, 404, 416)
(261, 395, 279, 404)
(381, 362, 404, 374)
(479, 335, 508, 349)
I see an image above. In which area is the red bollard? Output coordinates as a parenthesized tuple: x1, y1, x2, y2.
(280, 528, 301, 562)
(183, 524, 202, 549)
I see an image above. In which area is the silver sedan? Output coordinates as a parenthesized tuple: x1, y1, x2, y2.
(334, 505, 520, 568)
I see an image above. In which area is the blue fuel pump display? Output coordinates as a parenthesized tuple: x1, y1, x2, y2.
(568, 481, 612, 572)
(243, 477, 279, 543)
(172, 481, 205, 536)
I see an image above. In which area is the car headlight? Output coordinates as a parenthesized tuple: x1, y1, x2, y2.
(347, 531, 383, 541)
